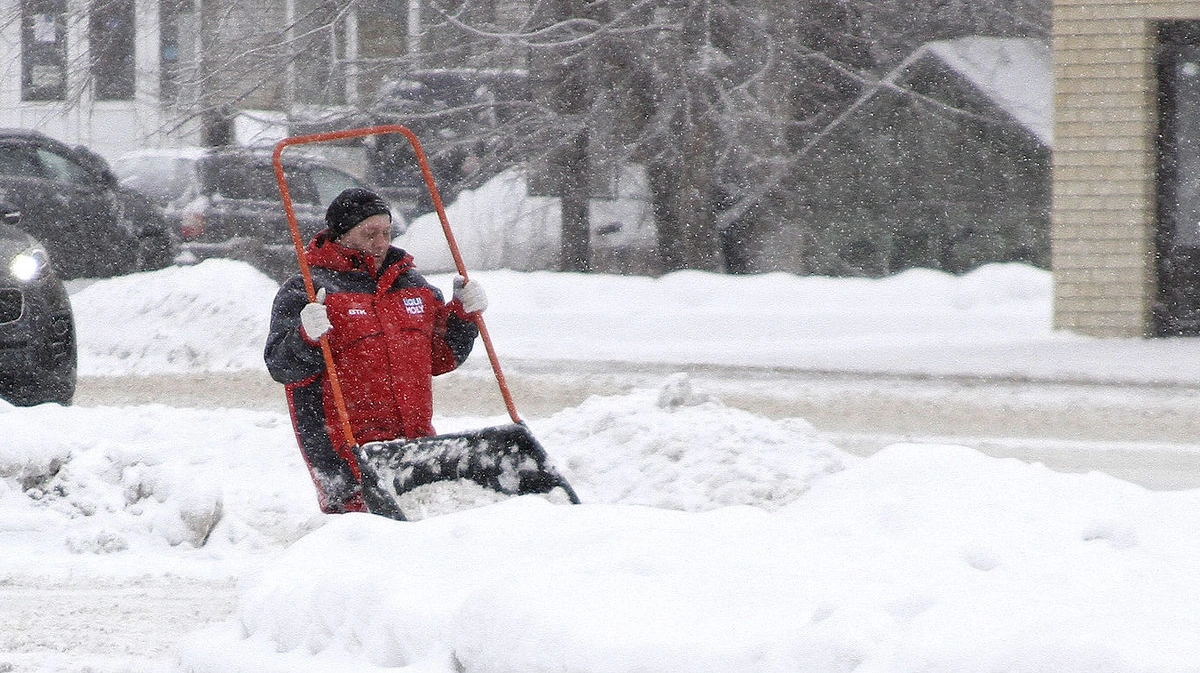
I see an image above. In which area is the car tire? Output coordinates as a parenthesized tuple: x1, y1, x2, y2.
(2, 370, 75, 406)
(0, 362, 76, 406)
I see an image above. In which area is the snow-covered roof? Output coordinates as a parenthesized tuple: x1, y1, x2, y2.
(893, 36, 1052, 147)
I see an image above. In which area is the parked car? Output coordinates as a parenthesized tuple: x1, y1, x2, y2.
(0, 129, 178, 279)
(366, 68, 530, 216)
(0, 203, 76, 406)
(112, 146, 401, 281)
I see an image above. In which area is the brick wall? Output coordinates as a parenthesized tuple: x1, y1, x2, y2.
(1051, 1, 1183, 337)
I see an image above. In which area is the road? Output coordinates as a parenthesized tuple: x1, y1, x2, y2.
(74, 359, 1200, 490)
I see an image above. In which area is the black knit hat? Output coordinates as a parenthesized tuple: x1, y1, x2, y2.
(325, 188, 391, 240)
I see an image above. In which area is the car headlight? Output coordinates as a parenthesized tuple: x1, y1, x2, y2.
(10, 247, 49, 282)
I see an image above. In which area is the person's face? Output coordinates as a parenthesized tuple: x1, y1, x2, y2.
(338, 213, 392, 269)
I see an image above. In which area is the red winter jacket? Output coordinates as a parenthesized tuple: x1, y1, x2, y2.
(265, 233, 478, 512)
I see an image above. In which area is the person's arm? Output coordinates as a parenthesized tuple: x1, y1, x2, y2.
(408, 272, 478, 375)
(441, 311, 479, 368)
(264, 277, 328, 384)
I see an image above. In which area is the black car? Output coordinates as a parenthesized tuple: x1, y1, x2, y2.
(0, 203, 76, 406)
(366, 69, 530, 216)
(0, 129, 178, 279)
(112, 146, 399, 281)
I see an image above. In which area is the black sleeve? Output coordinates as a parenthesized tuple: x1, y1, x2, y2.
(400, 266, 478, 369)
(264, 276, 327, 384)
(444, 313, 479, 366)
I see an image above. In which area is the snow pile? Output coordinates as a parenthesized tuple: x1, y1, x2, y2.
(67, 256, 1200, 385)
(0, 374, 848, 577)
(450, 264, 1055, 370)
(949, 260, 1050, 305)
(72, 258, 278, 376)
(777, 443, 1200, 670)
(398, 169, 561, 272)
(68, 257, 1057, 378)
(0, 402, 317, 576)
(184, 501, 808, 673)
(543, 373, 850, 510)
(180, 443, 1200, 673)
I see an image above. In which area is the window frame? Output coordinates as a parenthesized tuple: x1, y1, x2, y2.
(21, 0, 68, 102)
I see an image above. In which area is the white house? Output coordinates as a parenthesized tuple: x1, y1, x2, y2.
(0, 0, 176, 159)
(0, 0, 443, 161)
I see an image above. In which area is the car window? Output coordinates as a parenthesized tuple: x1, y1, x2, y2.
(309, 165, 366, 207)
(36, 148, 95, 187)
(211, 159, 257, 200)
(277, 163, 320, 206)
(0, 143, 48, 179)
(113, 156, 196, 204)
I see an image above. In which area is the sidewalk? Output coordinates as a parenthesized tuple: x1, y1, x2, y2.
(779, 334, 1200, 387)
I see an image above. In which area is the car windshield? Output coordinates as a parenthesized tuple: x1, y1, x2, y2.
(113, 156, 196, 205)
(113, 150, 367, 210)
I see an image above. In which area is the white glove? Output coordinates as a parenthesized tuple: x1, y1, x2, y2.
(300, 287, 332, 340)
(453, 275, 487, 314)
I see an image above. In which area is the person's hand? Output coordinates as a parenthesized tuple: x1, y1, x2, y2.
(453, 275, 487, 314)
(300, 287, 332, 340)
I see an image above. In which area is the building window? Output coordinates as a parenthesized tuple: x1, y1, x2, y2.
(159, 0, 196, 103)
(91, 0, 136, 100)
(21, 0, 67, 101)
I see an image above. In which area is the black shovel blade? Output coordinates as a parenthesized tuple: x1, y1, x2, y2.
(353, 423, 580, 520)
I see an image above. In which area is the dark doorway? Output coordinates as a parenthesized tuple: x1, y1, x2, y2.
(1156, 23, 1200, 335)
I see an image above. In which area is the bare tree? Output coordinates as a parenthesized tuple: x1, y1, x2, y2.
(409, 0, 892, 272)
(78, 0, 1048, 274)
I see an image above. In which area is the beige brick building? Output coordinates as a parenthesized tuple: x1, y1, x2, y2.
(1054, 0, 1200, 337)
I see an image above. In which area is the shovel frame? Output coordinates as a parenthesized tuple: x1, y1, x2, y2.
(271, 125, 524, 450)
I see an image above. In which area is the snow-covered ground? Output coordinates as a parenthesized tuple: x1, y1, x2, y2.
(3, 254, 1200, 672)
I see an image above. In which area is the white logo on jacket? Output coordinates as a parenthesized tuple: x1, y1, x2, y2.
(403, 297, 425, 315)
(348, 308, 367, 316)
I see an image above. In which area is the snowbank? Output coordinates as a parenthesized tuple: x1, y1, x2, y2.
(68, 257, 1200, 384)
(0, 372, 845, 577)
(72, 259, 279, 376)
(178, 442, 1200, 673)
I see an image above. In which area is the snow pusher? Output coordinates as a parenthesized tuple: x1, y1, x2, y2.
(272, 125, 580, 520)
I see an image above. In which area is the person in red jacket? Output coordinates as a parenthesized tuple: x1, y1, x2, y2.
(265, 188, 487, 516)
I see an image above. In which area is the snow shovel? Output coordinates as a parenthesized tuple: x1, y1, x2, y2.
(272, 125, 579, 520)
